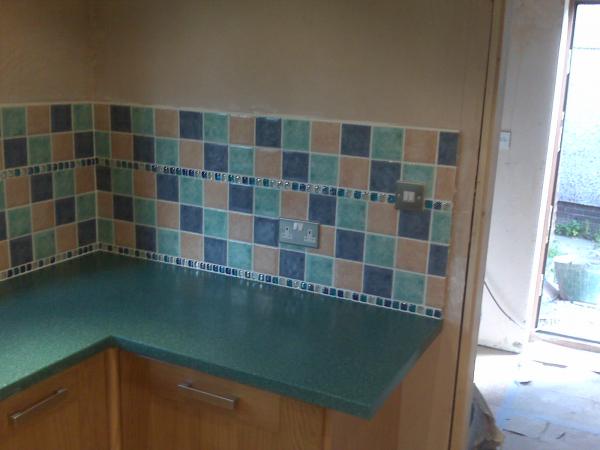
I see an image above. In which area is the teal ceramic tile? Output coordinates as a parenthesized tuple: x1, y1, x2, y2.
(228, 241, 252, 270)
(77, 193, 96, 221)
(283, 119, 309, 151)
(229, 146, 254, 175)
(336, 198, 366, 231)
(204, 113, 229, 144)
(132, 107, 155, 135)
(8, 207, 31, 238)
(364, 234, 395, 267)
(156, 138, 179, 166)
(94, 132, 110, 158)
(53, 170, 75, 198)
(158, 228, 180, 255)
(431, 211, 451, 244)
(309, 154, 338, 185)
(111, 168, 132, 195)
(204, 209, 227, 238)
(393, 270, 425, 304)
(33, 230, 56, 259)
(72, 104, 93, 131)
(180, 177, 203, 206)
(2, 107, 26, 137)
(134, 198, 156, 226)
(0, 181, 4, 210)
(98, 219, 114, 244)
(372, 127, 403, 161)
(254, 188, 280, 218)
(28, 136, 52, 164)
(306, 254, 333, 285)
(403, 164, 434, 198)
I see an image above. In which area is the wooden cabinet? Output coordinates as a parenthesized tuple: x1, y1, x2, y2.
(0, 353, 110, 450)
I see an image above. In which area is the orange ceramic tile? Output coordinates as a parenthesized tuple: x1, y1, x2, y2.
(228, 213, 253, 243)
(180, 232, 203, 260)
(0, 241, 8, 270)
(94, 104, 110, 131)
(395, 238, 429, 273)
(27, 105, 50, 135)
(426, 275, 446, 309)
(367, 202, 398, 236)
(255, 148, 282, 178)
(229, 115, 254, 146)
(114, 221, 135, 248)
(281, 191, 308, 220)
(339, 156, 369, 190)
(435, 166, 456, 201)
(310, 121, 340, 154)
(157, 201, 179, 229)
(155, 109, 179, 138)
(334, 260, 363, 292)
(52, 133, 74, 161)
(75, 166, 95, 194)
(253, 245, 279, 275)
(403, 129, 437, 164)
(203, 182, 228, 209)
(134, 170, 156, 198)
(32, 201, 55, 231)
(111, 133, 133, 161)
(97, 192, 113, 218)
(180, 140, 203, 169)
(308, 225, 335, 257)
(56, 224, 77, 252)
(6, 176, 30, 208)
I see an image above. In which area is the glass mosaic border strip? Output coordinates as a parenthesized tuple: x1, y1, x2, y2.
(0, 158, 97, 180)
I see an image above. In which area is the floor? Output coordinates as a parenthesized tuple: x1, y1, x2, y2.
(474, 343, 600, 449)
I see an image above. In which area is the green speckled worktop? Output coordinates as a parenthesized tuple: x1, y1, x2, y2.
(0, 253, 441, 418)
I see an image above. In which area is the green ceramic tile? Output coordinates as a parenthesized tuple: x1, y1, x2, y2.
(8, 207, 31, 238)
(364, 234, 395, 267)
(204, 113, 228, 144)
(53, 170, 74, 198)
(33, 230, 55, 259)
(431, 211, 451, 244)
(393, 270, 425, 304)
(372, 127, 404, 161)
(111, 168, 132, 195)
(283, 119, 309, 151)
(156, 138, 179, 166)
(72, 104, 93, 131)
(77, 193, 96, 221)
(254, 188, 280, 218)
(336, 198, 366, 230)
(306, 254, 333, 285)
(180, 177, 203, 206)
(134, 198, 156, 226)
(204, 209, 227, 238)
(0, 181, 5, 211)
(403, 164, 434, 198)
(2, 107, 26, 137)
(229, 146, 254, 175)
(94, 132, 110, 158)
(309, 154, 338, 185)
(158, 228, 180, 256)
(98, 219, 114, 244)
(132, 107, 154, 135)
(228, 241, 252, 270)
(28, 136, 52, 164)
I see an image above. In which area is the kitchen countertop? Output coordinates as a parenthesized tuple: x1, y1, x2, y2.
(0, 253, 442, 418)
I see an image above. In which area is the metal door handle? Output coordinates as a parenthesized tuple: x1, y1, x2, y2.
(177, 383, 238, 410)
(9, 388, 68, 424)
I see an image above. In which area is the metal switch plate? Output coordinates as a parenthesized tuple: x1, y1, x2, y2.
(279, 219, 319, 248)
(395, 182, 425, 211)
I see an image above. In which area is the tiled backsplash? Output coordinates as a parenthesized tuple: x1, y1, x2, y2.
(0, 103, 458, 318)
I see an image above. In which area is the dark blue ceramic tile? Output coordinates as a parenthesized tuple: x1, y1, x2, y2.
(180, 205, 203, 233)
(157, 174, 179, 202)
(438, 132, 459, 166)
(204, 143, 228, 172)
(0, 212, 6, 241)
(110, 105, 131, 132)
(10, 236, 33, 266)
(31, 173, 53, 203)
(254, 217, 279, 247)
(369, 160, 401, 193)
(135, 224, 156, 252)
(96, 166, 112, 191)
(397, 210, 431, 241)
(51, 105, 72, 132)
(78, 219, 97, 246)
(133, 136, 155, 163)
(308, 194, 336, 226)
(279, 250, 305, 280)
(335, 229, 364, 262)
(229, 185, 253, 213)
(204, 237, 227, 265)
(179, 111, 203, 140)
(363, 265, 393, 298)
(428, 244, 449, 276)
(55, 197, 76, 225)
(113, 195, 133, 222)
(341, 124, 371, 157)
(74, 132, 94, 158)
(282, 151, 309, 182)
(256, 117, 282, 148)
(4, 138, 27, 168)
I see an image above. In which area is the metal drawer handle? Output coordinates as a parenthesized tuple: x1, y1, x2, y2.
(9, 388, 68, 424)
(177, 383, 238, 410)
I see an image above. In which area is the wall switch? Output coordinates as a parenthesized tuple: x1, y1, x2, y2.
(279, 219, 319, 248)
(499, 130, 511, 151)
(395, 182, 425, 211)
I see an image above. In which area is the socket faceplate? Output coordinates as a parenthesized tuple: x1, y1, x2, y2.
(279, 219, 319, 248)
